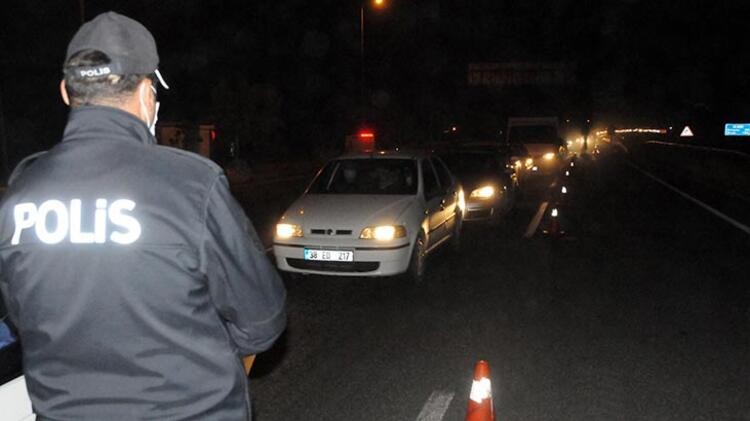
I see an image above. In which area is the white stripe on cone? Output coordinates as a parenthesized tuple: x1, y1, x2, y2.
(469, 378, 492, 404)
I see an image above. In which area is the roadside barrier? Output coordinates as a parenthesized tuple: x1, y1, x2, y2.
(465, 360, 495, 421)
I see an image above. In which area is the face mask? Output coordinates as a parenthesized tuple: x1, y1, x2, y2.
(151, 101, 160, 136)
(139, 83, 159, 136)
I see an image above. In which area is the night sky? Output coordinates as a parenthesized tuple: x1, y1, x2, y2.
(1, 1, 749, 173)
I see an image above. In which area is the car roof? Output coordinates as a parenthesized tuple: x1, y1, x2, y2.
(336, 149, 430, 160)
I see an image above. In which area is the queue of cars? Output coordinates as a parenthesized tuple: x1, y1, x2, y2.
(271, 135, 562, 280)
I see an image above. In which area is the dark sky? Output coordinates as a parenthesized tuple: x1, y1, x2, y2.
(1, 1, 749, 167)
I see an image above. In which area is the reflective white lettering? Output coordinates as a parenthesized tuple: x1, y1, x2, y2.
(70, 199, 95, 244)
(79, 67, 111, 77)
(11, 198, 142, 245)
(94, 199, 108, 244)
(11, 203, 37, 245)
(108, 199, 142, 245)
(35, 200, 69, 244)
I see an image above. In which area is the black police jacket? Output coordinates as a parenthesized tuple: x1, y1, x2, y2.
(0, 106, 286, 420)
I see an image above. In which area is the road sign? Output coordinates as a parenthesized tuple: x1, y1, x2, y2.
(679, 126, 694, 137)
(724, 123, 750, 136)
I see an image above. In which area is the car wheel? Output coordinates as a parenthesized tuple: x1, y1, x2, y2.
(407, 233, 426, 284)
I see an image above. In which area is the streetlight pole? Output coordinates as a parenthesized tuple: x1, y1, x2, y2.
(359, 0, 386, 125)
(360, 3, 365, 124)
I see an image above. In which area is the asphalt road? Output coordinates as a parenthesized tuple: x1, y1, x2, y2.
(238, 146, 750, 421)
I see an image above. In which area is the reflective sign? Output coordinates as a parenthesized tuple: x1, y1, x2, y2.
(679, 126, 694, 137)
(724, 124, 750, 136)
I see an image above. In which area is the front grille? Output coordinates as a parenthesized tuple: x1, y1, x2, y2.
(310, 229, 353, 235)
(287, 258, 379, 273)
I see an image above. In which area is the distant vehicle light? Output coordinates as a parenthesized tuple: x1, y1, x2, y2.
(565, 170, 570, 177)
(358, 130, 375, 139)
(570, 161, 575, 167)
(525, 158, 533, 167)
(561, 186, 568, 194)
(515, 160, 522, 168)
(543, 152, 555, 161)
(532, 166, 539, 171)
(276, 223, 303, 239)
(470, 185, 496, 199)
(551, 208, 559, 218)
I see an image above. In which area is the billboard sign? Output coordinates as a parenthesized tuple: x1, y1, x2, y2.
(724, 123, 750, 136)
(468, 62, 576, 88)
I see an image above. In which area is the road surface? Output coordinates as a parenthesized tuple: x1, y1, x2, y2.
(237, 145, 749, 420)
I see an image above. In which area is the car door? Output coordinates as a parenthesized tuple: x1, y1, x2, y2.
(431, 157, 459, 234)
(420, 158, 445, 249)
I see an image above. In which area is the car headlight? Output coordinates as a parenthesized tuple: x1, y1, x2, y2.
(360, 225, 407, 241)
(470, 185, 496, 199)
(543, 152, 556, 161)
(276, 223, 303, 239)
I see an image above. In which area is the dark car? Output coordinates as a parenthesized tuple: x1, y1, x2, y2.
(439, 148, 518, 224)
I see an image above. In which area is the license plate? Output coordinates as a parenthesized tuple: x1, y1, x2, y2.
(304, 249, 353, 262)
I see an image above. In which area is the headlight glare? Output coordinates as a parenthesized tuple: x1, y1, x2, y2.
(543, 152, 556, 161)
(276, 223, 303, 238)
(470, 185, 496, 199)
(360, 225, 407, 240)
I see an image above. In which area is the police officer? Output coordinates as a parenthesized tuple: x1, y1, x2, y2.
(0, 12, 286, 420)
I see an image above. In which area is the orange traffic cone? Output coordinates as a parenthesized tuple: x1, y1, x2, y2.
(543, 205, 561, 238)
(466, 360, 495, 421)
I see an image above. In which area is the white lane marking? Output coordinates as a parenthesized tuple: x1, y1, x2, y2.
(415, 390, 455, 421)
(524, 201, 549, 238)
(629, 163, 750, 236)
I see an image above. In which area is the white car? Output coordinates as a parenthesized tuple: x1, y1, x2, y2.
(0, 321, 35, 421)
(273, 151, 464, 281)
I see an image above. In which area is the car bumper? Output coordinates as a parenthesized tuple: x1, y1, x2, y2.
(273, 240, 412, 277)
(464, 199, 501, 221)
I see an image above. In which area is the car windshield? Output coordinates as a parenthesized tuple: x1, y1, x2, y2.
(439, 153, 500, 177)
(308, 158, 417, 195)
(508, 126, 559, 144)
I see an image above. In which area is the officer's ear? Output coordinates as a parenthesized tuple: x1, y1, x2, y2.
(60, 80, 70, 106)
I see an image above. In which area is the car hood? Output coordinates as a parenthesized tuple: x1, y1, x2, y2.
(282, 194, 418, 231)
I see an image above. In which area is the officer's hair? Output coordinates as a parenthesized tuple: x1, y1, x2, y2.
(63, 50, 151, 108)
